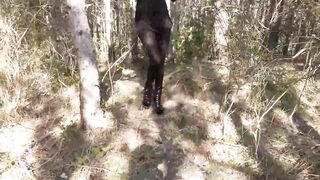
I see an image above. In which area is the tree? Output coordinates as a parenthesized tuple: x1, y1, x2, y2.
(67, 0, 108, 130)
(266, 0, 284, 50)
(213, 0, 230, 59)
(130, 0, 139, 62)
(103, 0, 112, 58)
(282, 0, 300, 55)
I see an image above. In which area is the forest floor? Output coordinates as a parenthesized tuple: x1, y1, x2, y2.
(1, 56, 320, 180)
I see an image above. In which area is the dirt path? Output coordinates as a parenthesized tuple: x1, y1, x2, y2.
(1, 60, 319, 179)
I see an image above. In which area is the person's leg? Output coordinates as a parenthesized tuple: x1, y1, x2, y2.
(137, 29, 162, 107)
(153, 29, 171, 114)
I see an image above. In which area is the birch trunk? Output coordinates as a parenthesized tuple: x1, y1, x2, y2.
(67, 0, 108, 130)
(214, 0, 230, 59)
(104, 0, 112, 52)
(130, 0, 139, 62)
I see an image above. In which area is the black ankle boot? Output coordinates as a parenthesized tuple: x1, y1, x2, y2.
(154, 88, 164, 114)
(142, 87, 152, 107)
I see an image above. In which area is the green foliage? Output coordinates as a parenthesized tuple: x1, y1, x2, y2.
(173, 5, 214, 64)
(59, 124, 80, 142)
(74, 152, 90, 165)
(0, 153, 14, 175)
(90, 145, 108, 158)
(73, 143, 110, 166)
(208, 0, 216, 5)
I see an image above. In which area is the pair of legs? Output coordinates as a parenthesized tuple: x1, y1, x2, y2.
(137, 28, 171, 114)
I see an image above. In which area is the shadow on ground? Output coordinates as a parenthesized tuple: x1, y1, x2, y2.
(123, 60, 214, 179)
(228, 80, 320, 179)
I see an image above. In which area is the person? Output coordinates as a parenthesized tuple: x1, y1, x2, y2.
(135, 0, 175, 114)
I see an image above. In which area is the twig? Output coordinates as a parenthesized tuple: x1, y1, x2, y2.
(215, 141, 248, 149)
(101, 45, 132, 82)
(308, 174, 320, 178)
(58, 79, 68, 88)
(200, 76, 217, 80)
(223, 99, 235, 138)
(78, 165, 112, 172)
(292, 48, 306, 59)
(257, 90, 288, 124)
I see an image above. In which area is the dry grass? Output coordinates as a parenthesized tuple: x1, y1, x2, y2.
(0, 16, 50, 125)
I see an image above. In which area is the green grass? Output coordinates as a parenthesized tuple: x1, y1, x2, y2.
(0, 153, 14, 175)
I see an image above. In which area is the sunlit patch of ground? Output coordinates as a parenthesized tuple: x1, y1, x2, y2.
(0, 123, 34, 158)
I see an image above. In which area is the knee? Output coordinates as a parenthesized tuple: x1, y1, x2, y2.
(149, 59, 161, 67)
(148, 51, 162, 66)
(144, 35, 157, 48)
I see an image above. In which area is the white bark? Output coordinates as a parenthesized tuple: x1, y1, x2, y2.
(104, 0, 112, 48)
(67, 0, 109, 130)
(166, 0, 174, 61)
(214, 0, 230, 59)
(130, 0, 139, 62)
(130, 0, 136, 10)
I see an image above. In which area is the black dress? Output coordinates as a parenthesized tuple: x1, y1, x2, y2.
(135, 0, 172, 32)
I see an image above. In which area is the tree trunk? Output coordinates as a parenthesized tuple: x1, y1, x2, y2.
(104, 0, 112, 54)
(130, 0, 139, 62)
(213, 0, 230, 59)
(67, 0, 108, 130)
(165, 0, 174, 62)
(282, 0, 299, 56)
(48, 0, 71, 62)
(168, 1, 180, 63)
(295, 1, 313, 54)
(267, 0, 284, 50)
(96, 0, 113, 72)
(282, 8, 293, 56)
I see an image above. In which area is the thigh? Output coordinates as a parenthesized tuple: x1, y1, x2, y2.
(137, 29, 162, 65)
(157, 29, 171, 60)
